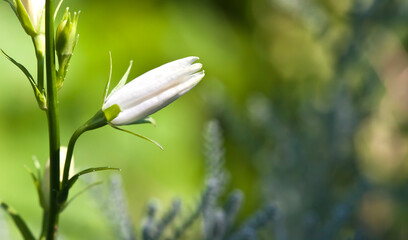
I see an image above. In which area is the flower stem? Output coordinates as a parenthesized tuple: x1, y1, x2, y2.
(32, 35, 45, 92)
(61, 126, 85, 188)
(39, 212, 48, 239)
(37, 54, 44, 93)
(61, 110, 108, 191)
(45, 0, 60, 239)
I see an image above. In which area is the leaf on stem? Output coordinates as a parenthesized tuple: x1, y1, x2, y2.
(0, 49, 47, 110)
(1, 49, 36, 86)
(59, 167, 120, 204)
(0, 201, 35, 240)
(60, 181, 103, 212)
(110, 125, 164, 150)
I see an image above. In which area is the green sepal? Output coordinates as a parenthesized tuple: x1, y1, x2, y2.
(103, 104, 121, 122)
(132, 116, 157, 127)
(54, 0, 64, 20)
(15, 0, 37, 36)
(29, 156, 46, 209)
(0, 201, 35, 240)
(59, 181, 103, 212)
(1, 49, 47, 110)
(24, 164, 46, 210)
(109, 60, 133, 97)
(56, 56, 71, 89)
(32, 156, 42, 181)
(111, 125, 164, 150)
(76, 110, 108, 134)
(103, 51, 113, 104)
(58, 167, 120, 204)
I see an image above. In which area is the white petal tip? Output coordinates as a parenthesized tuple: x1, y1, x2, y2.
(190, 63, 203, 72)
(185, 56, 200, 63)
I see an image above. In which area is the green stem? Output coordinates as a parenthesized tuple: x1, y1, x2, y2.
(45, 0, 60, 239)
(37, 54, 44, 93)
(39, 212, 48, 240)
(32, 34, 45, 92)
(61, 110, 108, 191)
(31, 35, 45, 92)
(61, 126, 85, 188)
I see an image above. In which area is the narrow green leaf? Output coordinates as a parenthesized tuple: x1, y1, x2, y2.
(72, 167, 121, 180)
(1, 49, 35, 85)
(60, 181, 103, 212)
(0, 201, 35, 240)
(59, 167, 120, 203)
(111, 125, 164, 150)
(1, 49, 47, 110)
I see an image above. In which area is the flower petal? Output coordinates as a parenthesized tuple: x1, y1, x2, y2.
(110, 71, 205, 125)
(103, 58, 202, 110)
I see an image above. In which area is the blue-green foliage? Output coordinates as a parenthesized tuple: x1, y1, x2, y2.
(206, 1, 408, 239)
(90, 120, 275, 240)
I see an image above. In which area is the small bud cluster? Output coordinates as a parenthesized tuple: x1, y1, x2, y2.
(2, 1, 81, 110)
(56, 8, 80, 89)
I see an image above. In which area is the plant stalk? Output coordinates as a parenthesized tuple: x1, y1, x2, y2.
(61, 126, 85, 188)
(33, 35, 45, 92)
(39, 212, 48, 240)
(45, 0, 60, 239)
(61, 110, 108, 190)
(37, 54, 44, 92)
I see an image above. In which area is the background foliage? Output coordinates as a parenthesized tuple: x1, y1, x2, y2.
(1, 0, 408, 239)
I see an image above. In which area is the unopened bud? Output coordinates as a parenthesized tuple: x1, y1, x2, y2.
(56, 8, 80, 88)
(56, 8, 79, 60)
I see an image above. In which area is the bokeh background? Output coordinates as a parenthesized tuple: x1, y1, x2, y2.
(1, 0, 408, 239)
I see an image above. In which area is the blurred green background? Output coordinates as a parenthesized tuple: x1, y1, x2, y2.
(1, 0, 408, 239)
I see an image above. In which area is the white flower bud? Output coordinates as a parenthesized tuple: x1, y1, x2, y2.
(4, 0, 46, 54)
(21, 0, 45, 33)
(102, 56, 205, 125)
